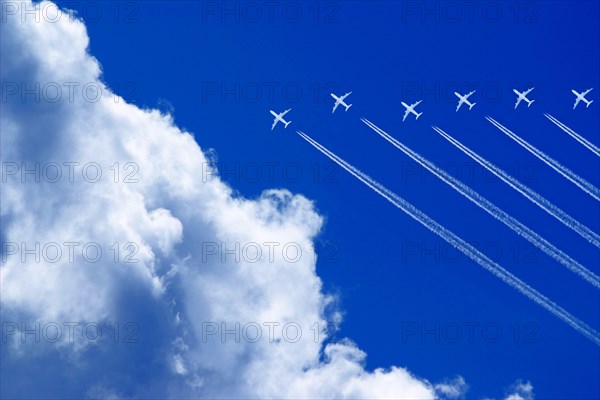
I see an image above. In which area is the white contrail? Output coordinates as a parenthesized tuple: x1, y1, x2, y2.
(486, 117, 600, 201)
(297, 130, 600, 346)
(544, 114, 600, 157)
(433, 125, 600, 249)
(361, 118, 600, 288)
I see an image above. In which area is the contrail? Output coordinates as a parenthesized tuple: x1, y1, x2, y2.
(297, 130, 600, 346)
(361, 118, 600, 288)
(544, 114, 600, 157)
(486, 117, 600, 201)
(433, 125, 600, 249)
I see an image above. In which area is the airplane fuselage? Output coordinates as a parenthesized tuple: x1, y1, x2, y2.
(513, 89, 535, 108)
(270, 109, 292, 129)
(455, 93, 475, 110)
(401, 102, 418, 115)
(334, 98, 350, 108)
(572, 89, 593, 109)
(401, 101, 423, 120)
(331, 92, 352, 112)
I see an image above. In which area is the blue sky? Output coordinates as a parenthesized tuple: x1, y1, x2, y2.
(2, 0, 600, 399)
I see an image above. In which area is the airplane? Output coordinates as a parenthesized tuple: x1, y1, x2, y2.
(270, 109, 292, 130)
(513, 88, 535, 109)
(331, 92, 352, 113)
(401, 100, 423, 121)
(572, 88, 593, 109)
(455, 90, 477, 112)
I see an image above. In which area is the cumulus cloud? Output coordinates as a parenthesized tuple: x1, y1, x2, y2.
(504, 380, 534, 400)
(434, 376, 468, 399)
(0, 1, 485, 398)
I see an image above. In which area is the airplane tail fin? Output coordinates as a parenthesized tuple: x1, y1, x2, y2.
(345, 104, 352, 112)
(284, 121, 291, 128)
(416, 112, 423, 120)
(587, 100, 593, 108)
(528, 100, 535, 107)
(469, 103, 476, 110)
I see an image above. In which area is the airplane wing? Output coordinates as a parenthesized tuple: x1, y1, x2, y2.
(340, 92, 352, 101)
(523, 88, 534, 96)
(467, 90, 476, 97)
(573, 98, 581, 110)
(402, 109, 410, 121)
(456, 101, 463, 112)
(514, 98, 522, 109)
(411, 100, 422, 108)
(583, 88, 593, 96)
(271, 119, 278, 130)
(281, 108, 291, 117)
(332, 102, 340, 113)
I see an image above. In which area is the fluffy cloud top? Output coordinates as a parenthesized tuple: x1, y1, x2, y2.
(0, 1, 515, 399)
(504, 381, 534, 400)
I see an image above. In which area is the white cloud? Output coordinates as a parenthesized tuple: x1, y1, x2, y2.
(434, 376, 468, 399)
(504, 380, 534, 400)
(0, 1, 511, 399)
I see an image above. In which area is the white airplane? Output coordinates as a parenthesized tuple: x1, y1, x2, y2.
(401, 100, 423, 121)
(513, 88, 535, 109)
(331, 92, 352, 113)
(270, 109, 292, 130)
(572, 88, 593, 109)
(455, 90, 476, 112)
